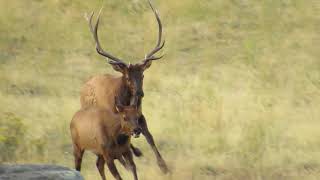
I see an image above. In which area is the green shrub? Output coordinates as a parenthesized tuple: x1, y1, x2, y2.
(0, 112, 26, 162)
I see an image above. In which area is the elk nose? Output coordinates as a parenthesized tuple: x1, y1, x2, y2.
(137, 91, 144, 97)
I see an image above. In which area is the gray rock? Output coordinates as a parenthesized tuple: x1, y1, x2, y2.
(0, 164, 84, 180)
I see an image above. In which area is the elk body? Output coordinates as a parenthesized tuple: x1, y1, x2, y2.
(70, 101, 141, 180)
(81, 0, 169, 173)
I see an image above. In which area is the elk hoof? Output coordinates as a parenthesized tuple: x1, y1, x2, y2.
(131, 147, 143, 157)
(158, 159, 170, 174)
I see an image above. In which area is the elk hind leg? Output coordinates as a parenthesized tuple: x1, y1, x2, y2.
(73, 144, 84, 171)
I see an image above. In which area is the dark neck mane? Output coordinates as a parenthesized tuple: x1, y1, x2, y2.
(118, 80, 132, 106)
(114, 76, 142, 110)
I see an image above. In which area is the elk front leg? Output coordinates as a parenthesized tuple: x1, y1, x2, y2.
(123, 150, 138, 180)
(139, 114, 169, 174)
(96, 155, 106, 180)
(106, 159, 122, 180)
(118, 156, 130, 170)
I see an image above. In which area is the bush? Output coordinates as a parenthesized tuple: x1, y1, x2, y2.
(0, 112, 26, 162)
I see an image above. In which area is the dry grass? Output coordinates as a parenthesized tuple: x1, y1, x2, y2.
(1, 0, 320, 179)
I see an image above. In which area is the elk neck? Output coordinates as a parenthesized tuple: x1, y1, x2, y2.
(117, 77, 132, 106)
(111, 120, 131, 146)
(118, 76, 142, 107)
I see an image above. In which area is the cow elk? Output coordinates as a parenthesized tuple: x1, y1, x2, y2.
(70, 98, 141, 180)
(81, 0, 169, 173)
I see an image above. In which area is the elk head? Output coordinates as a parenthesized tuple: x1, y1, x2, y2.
(115, 96, 142, 138)
(88, 0, 165, 104)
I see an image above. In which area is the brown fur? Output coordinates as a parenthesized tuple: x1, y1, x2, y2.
(70, 106, 140, 180)
(81, 0, 169, 174)
(80, 72, 169, 174)
(80, 74, 125, 111)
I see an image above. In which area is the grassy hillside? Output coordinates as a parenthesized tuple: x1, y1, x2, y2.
(1, 0, 320, 179)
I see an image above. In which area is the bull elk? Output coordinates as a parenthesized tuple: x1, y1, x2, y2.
(70, 98, 141, 180)
(80, 0, 169, 173)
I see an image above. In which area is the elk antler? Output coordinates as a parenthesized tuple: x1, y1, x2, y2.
(141, 0, 165, 64)
(88, 11, 126, 65)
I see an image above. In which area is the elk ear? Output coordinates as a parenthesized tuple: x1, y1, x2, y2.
(142, 61, 152, 71)
(109, 62, 127, 73)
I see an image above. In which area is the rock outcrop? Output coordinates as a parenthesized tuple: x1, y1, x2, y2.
(0, 164, 84, 180)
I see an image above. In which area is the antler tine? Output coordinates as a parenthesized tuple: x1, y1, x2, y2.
(148, 0, 162, 47)
(88, 11, 126, 64)
(143, 0, 165, 62)
(145, 54, 165, 61)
